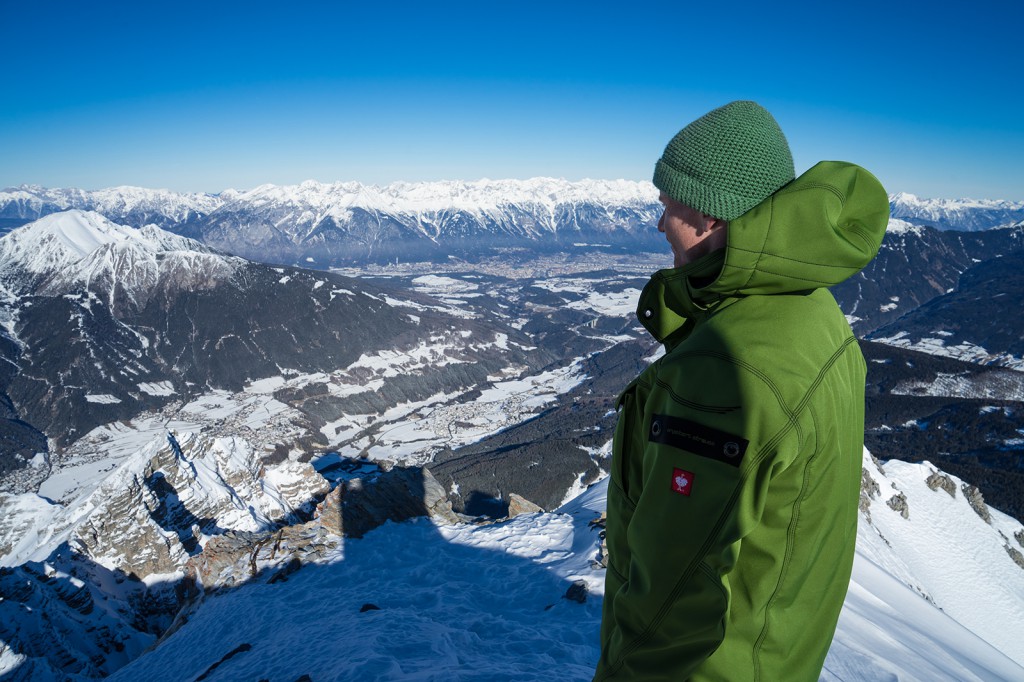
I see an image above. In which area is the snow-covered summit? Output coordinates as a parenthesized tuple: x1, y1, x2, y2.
(889, 192, 1024, 231)
(0, 209, 219, 271)
(885, 216, 924, 235)
(0, 210, 135, 275)
(0, 209, 239, 307)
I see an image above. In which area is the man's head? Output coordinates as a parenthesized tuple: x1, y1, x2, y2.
(657, 192, 728, 268)
(653, 100, 794, 225)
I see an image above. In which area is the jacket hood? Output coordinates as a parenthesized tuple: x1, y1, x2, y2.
(638, 160, 889, 343)
(709, 159, 889, 297)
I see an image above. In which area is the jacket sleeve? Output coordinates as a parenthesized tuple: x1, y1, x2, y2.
(595, 354, 802, 680)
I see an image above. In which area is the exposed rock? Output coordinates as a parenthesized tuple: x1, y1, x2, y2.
(1015, 529, 1024, 548)
(564, 580, 588, 604)
(887, 492, 909, 519)
(1006, 545, 1024, 571)
(186, 464, 461, 590)
(961, 483, 992, 523)
(589, 512, 608, 569)
(860, 467, 882, 521)
(926, 470, 957, 497)
(314, 485, 344, 536)
(339, 466, 459, 539)
(869, 452, 884, 471)
(507, 493, 543, 517)
(72, 432, 330, 579)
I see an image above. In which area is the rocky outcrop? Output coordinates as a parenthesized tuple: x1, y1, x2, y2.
(961, 483, 992, 523)
(860, 467, 882, 521)
(507, 493, 543, 517)
(72, 432, 329, 578)
(887, 492, 909, 520)
(1006, 544, 1024, 571)
(926, 470, 957, 497)
(338, 465, 460, 539)
(186, 464, 460, 591)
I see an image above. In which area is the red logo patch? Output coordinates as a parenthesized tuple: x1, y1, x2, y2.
(671, 468, 694, 496)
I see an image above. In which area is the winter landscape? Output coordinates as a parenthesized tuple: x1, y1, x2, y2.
(1, 182, 1023, 681)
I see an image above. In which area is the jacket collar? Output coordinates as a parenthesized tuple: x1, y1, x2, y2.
(636, 250, 729, 350)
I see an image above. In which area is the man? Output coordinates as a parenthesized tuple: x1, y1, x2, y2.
(595, 101, 889, 681)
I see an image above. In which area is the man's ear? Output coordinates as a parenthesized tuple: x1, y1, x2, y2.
(701, 214, 728, 235)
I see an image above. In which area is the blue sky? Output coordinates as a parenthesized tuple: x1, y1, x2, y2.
(2, 1, 1022, 199)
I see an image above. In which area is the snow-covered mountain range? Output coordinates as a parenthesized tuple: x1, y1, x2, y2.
(0, 185, 222, 232)
(0, 180, 664, 265)
(4, 182, 1022, 267)
(889, 192, 1024, 232)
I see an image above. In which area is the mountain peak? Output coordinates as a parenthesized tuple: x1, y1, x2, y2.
(0, 209, 131, 275)
(0, 210, 236, 307)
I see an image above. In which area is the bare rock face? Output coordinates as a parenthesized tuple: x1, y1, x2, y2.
(860, 467, 882, 521)
(887, 492, 910, 520)
(961, 483, 992, 523)
(339, 465, 459, 539)
(1006, 545, 1024, 571)
(72, 431, 329, 579)
(185, 465, 462, 591)
(507, 493, 544, 518)
(926, 470, 957, 497)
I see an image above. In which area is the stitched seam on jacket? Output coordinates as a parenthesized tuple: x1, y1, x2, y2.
(775, 181, 846, 203)
(728, 244, 862, 270)
(751, 339, 857, 677)
(606, 336, 859, 678)
(649, 381, 742, 414)
(740, 194, 774, 291)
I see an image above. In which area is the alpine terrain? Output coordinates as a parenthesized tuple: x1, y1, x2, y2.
(0, 181, 1023, 680)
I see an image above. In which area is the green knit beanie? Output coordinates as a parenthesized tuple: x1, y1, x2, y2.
(653, 100, 795, 221)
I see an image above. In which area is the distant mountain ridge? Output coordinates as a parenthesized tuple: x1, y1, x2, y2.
(0, 184, 222, 232)
(0, 180, 663, 265)
(889, 191, 1024, 231)
(4, 181, 1022, 266)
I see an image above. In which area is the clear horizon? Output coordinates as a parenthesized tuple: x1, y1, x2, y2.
(3, 1, 1022, 201)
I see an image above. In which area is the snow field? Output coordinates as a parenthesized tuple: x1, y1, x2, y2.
(105, 460, 1024, 681)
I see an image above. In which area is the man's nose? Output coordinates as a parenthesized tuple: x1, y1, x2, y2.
(657, 211, 666, 233)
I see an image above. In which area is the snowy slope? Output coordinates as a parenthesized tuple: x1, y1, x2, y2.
(10, 449, 997, 681)
(0, 209, 237, 306)
(0, 210, 133, 277)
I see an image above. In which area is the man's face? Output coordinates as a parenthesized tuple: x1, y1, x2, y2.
(657, 194, 726, 268)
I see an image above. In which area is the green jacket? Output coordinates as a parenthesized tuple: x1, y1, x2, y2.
(596, 161, 889, 681)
